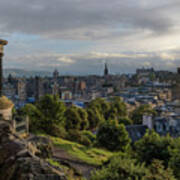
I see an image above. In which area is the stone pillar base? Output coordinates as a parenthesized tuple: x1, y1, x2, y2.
(0, 96, 14, 121)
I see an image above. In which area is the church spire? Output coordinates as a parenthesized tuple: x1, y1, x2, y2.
(104, 62, 109, 76)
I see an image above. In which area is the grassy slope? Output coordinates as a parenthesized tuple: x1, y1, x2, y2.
(47, 158, 83, 180)
(51, 136, 114, 166)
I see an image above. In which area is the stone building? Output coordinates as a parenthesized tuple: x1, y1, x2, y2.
(16, 79, 27, 101)
(52, 82, 59, 95)
(35, 76, 44, 100)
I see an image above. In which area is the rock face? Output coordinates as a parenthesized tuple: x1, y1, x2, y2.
(27, 135, 53, 159)
(0, 120, 67, 180)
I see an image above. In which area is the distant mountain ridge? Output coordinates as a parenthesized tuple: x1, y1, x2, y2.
(4, 69, 52, 77)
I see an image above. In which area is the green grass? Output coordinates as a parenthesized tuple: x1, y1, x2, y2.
(47, 158, 83, 180)
(51, 137, 114, 166)
(47, 158, 62, 168)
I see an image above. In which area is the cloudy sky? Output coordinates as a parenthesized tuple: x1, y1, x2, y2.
(1, 0, 180, 75)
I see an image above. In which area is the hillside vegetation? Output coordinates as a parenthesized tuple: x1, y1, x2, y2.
(51, 136, 114, 166)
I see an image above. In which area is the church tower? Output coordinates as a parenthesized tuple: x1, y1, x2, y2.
(53, 69, 59, 81)
(104, 63, 109, 77)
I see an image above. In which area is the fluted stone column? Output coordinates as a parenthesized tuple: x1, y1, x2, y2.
(0, 40, 13, 121)
(0, 39, 8, 97)
(0, 53, 2, 97)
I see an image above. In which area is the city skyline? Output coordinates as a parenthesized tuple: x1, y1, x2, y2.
(1, 0, 180, 74)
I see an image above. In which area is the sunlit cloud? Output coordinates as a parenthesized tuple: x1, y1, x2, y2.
(0, 0, 180, 73)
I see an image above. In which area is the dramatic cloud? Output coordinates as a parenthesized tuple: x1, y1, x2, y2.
(0, 0, 178, 39)
(0, 0, 180, 73)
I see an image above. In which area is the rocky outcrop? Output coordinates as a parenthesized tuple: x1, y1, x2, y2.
(0, 120, 67, 180)
(27, 135, 53, 159)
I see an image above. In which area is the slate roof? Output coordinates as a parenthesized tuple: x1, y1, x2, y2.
(126, 125, 148, 142)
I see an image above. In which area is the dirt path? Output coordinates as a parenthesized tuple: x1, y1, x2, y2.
(53, 147, 97, 179)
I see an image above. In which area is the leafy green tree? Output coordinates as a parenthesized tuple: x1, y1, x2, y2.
(106, 97, 127, 121)
(21, 95, 66, 135)
(65, 106, 89, 131)
(145, 159, 176, 180)
(88, 98, 110, 119)
(118, 116, 132, 125)
(131, 104, 156, 124)
(106, 107, 118, 121)
(96, 120, 131, 151)
(168, 137, 180, 179)
(37, 94, 66, 125)
(21, 103, 42, 132)
(36, 95, 66, 135)
(65, 106, 82, 130)
(91, 156, 146, 180)
(110, 97, 127, 117)
(134, 130, 173, 166)
(77, 108, 89, 130)
(87, 108, 104, 130)
(91, 157, 176, 180)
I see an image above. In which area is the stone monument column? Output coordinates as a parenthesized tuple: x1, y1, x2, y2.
(0, 39, 14, 121)
(0, 39, 8, 97)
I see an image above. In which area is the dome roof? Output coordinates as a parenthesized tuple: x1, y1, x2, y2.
(0, 96, 14, 109)
(0, 39, 8, 45)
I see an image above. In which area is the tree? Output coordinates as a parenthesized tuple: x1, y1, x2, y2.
(87, 108, 104, 130)
(65, 106, 82, 130)
(21, 94, 66, 135)
(106, 97, 127, 120)
(77, 108, 89, 130)
(145, 159, 176, 180)
(65, 106, 90, 131)
(88, 98, 110, 119)
(21, 103, 42, 132)
(118, 116, 132, 125)
(168, 137, 180, 179)
(91, 157, 176, 180)
(134, 130, 173, 166)
(36, 95, 66, 131)
(96, 120, 131, 151)
(91, 156, 146, 180)
(131, 104, 156, 124)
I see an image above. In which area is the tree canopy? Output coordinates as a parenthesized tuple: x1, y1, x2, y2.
(96, 120, 131, 151)
(131, 104, 156, 124)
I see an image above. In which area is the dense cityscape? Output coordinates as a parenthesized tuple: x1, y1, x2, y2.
(2, 50, 180, 178)
(1, 0, 180, 179)
(4, 62, 180, 138)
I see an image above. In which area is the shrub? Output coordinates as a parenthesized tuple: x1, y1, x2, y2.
(66, 130, 92, 146)
(50, 125, 67, 138)
(91, 156, 146, 180)
(66, 129, 82, 142)
(78, 135, 92, 147)
(82, 130, 96, 143)
(96, 120, 131, 151)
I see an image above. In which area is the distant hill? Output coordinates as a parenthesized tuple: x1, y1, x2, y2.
(4, 69, 52, 77)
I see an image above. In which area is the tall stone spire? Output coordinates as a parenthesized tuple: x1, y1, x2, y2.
(0, 39, 8, 97)
(104, 62, 109, 77)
